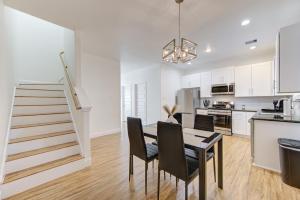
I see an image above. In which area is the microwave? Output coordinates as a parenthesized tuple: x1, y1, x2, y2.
(211, 84, 235, 95)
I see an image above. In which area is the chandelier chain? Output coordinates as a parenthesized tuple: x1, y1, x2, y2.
(178, 3, 181, 44)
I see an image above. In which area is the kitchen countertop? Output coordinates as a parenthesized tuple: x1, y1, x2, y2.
(232, 109, 258, 112)
(251, 112, 300, 123)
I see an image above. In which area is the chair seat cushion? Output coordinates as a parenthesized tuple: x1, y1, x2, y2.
(185, 148, 214, 161)
(146, 143, 158, 161)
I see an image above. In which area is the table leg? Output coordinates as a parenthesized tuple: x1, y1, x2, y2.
(218, 138, 223, 189)
(199, 149, 207, 200)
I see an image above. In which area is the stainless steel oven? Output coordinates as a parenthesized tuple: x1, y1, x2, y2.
(207, 101, 234, 135)
(211, 84, 235, 95)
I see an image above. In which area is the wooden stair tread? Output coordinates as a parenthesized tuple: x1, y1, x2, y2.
(4, 154, 82, 183)
(14, 104, 68, 106)
(16, 88, 64, 92)
(11, 120, 72, 129)
(13, 112, 70, 117)
(9, 130, 76, 144)
(15, 96, 66, 98)
(7, 141, 79, 162)
(19, 83, 63, 85)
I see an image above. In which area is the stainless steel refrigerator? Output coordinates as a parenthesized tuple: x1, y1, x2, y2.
(176, 88, 201, 128)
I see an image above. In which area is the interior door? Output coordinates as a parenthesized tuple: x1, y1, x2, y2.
(135, 83, 147, 125)
(121, 85, 132, 122)
(252, 62, 273, 96)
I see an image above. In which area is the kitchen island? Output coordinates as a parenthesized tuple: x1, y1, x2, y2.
(250, 113, 300, 172)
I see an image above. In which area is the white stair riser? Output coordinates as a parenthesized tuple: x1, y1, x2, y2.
(11, 114, 71, 126)
(15, 89, 65, 97)
(14, 97, 67, 105)
(7, 134, 77, 155)
(10, 123, 74, 139)
(5, 145, 80, 174)
(17, 84, 64, 90)
(1, 159, 88, 199)
(13, 105, 69, 115)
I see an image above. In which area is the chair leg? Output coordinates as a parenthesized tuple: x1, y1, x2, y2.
(131, 155, 134, 175)
(145, 162, 148, 195)
(164, 170, 166, 180)
(129, 154, 131, 182)
(157, 169, 160, 200)
(170, 173, 171, 180)
(185, 182, 188, 200)
(176, 177, 178, 189)
(213, 156, 216, 183)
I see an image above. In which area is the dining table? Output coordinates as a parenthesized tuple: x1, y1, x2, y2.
(143, 125, 223, 200)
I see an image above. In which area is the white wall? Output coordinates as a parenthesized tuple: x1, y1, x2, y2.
(184, 49, 275, 75)
(6, 8, 65, 83)
(63, 29, 77, 83)
(121, 65, 161, 125)
(81, 53, 121, 138)
(160, 65, 183, 120)
(0, 1, 15, 181)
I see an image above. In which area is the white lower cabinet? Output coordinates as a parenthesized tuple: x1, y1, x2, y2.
(232, 111, 256, 136)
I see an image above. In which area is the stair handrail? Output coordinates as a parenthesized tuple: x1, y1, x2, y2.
(59, 51, 81, 110)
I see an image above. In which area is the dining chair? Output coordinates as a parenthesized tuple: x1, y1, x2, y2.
(185, 114, 216, 182)
(127, 117, 158, 195)
(157, 121, 199, 200)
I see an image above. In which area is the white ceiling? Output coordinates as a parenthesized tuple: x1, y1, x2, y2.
(4, 0, 300, 73)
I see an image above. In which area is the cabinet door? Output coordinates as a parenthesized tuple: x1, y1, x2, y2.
(200, 72, 212, 97)
(235, 65, 252, 97)
(246, 112, 256, 135)
(232, 111, 246, 135)
(212, 68, 225, 85)
(279, 23, 300, 93)
(252, 62, 273, 96)
(224, 66, 235, 84)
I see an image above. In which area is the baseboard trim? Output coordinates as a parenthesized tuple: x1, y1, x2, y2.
(90, 128, 121, 139)
(252, 162, 281, 174)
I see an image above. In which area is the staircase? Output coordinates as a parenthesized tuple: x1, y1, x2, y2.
(0, 83, 87, 199)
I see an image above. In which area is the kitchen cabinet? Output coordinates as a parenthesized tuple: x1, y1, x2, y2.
(252, 62, 273, 96)
(235, 61, 273, 97)
(181, 73, 201, 88)
(211, 67, 234, 85)
(235, 65, 252, 97)
(277, 22, 300, 93)
(232, 111, 256, 136)
(200, 71, 212, 97)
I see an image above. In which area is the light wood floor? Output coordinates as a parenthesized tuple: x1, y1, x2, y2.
(7, 133, 300, 200)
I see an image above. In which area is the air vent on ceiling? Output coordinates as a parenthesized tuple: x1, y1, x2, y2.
(245, 39, 257, 45)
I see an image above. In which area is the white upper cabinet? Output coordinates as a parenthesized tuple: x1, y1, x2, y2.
(235, 65, 252, 97)
(235, 61, 274, 97)
(200, 72, 212, 97)
(181, 73, 201, 88)
(211, 67, 234, 85)
(252, 62, 273, 96)
(277, 22, 300, 93)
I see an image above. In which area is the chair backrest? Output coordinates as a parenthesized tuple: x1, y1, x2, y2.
(157, 121, 188, 180)
(173, 113, 182, 124)
(127, 117, 147, 160)
(194, 114, 214, 132)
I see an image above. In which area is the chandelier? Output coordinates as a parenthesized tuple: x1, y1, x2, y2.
(162, 0, 197, 64)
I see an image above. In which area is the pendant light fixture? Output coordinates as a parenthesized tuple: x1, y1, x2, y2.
(162, 0, 197, 64)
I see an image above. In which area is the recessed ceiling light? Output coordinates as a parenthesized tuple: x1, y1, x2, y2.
(249, 46, 256, 50)
(187, 62, 192, 65)
(241, 19, 250, 26)
(205, 47, 212, 53)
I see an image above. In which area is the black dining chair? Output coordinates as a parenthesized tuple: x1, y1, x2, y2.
(185, 114, 216, 182)
(157, 121, 199, 200)
(127, 117, 158, 195)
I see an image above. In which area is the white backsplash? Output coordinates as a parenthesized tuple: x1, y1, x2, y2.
(200, 95, 291, 111)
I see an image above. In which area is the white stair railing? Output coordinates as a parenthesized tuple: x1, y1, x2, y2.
(59, 52, 92, 162)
